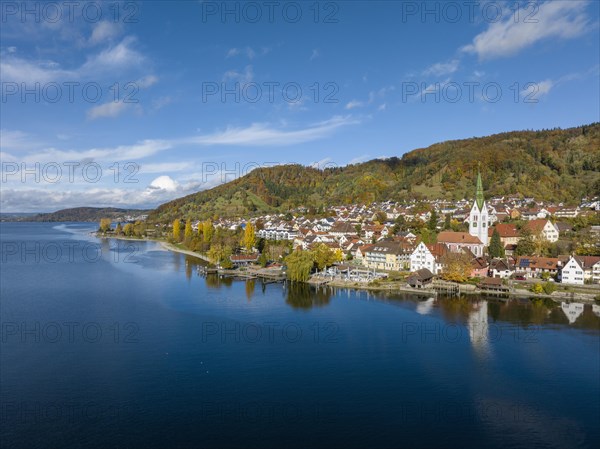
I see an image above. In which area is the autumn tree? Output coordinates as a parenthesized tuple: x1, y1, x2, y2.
(184, 219, 193, 240)
(123, 223, 134, 237)
(115, 223, 123, 235)
(312, 243, 337, 271)
(488, 229, 505, 258)
(202, 220, 214, 243)
(440, 252, 472, 283)
(244, 222, 256, 251)
(172, 219, 181, 241)
(99, 218, 112, 233)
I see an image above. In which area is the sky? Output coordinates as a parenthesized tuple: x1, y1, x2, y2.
(1, 0, 599, 212)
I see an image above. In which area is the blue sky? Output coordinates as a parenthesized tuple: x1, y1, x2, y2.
(1, 0, 599, 212)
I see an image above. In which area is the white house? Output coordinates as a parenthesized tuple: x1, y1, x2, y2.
(561, 256, 584, 285)
(410, 242, 442, 275)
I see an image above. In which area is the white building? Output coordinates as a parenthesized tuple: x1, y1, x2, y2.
(468, 172, 489, 246)
(410, 242, 441, 275)
(561, 256, 584, 285)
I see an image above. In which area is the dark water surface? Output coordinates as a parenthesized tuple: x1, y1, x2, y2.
(1, 222, 599, 448)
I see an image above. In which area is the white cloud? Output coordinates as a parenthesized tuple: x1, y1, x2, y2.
(378, 103, 387, 111)
(521, 79, 554, 99)
(1, 36, 145, 84)
(345, 100, 364, 110)
(87, 101, 131, 120)
(462, 1, 591, 60)
(226, 47, 256, 59)
(88, 21, 122, 46)
(137, 75, 158, 88)
(81, 36, 145, 73)
(310, 49, 320, 60)
(223, 65, 254, 83)
(423, 59, 460, 76)
(149, 175, 178, 192)
(182, 115, 359, 146)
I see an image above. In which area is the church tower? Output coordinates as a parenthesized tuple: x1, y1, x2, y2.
(468, 171, 489, 246)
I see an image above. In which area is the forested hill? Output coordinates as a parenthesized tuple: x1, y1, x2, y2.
(7, 207, 150, 222)
(150, 123, 600, 222)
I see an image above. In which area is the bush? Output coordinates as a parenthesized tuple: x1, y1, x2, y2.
(542, 282, 556, 295)
(530, 283, 544, 294)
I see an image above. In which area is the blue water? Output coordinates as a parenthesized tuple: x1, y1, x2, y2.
(1, 222, 599, 448)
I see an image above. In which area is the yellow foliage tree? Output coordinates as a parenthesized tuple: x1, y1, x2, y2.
(244, 222, 256, 251)
(99, 218, 112, 233)
(184, 219, 193, 240)
(440, 252, 472, 283)
(172, 219, 181, 241)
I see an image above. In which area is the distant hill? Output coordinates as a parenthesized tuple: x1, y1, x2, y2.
(4, 207, 150, 223)
(150, 123, 600, 222)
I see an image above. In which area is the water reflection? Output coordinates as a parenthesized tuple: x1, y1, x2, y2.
(285, 283, 333, 309)
(467, 301, 490, 357)
(561, 302, 585, 324)
(415, 297, 435, 315)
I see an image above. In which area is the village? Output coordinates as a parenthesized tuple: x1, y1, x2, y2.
(100, 173, 600, 299)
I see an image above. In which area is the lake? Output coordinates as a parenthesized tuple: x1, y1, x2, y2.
(1, 222, 599, 448)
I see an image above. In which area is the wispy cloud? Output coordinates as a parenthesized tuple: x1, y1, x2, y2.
(462, 1, 592, 60)
(310, 49, 320, 60)
(223, 65, 254, 83)
(423, 59, 460, 76)
(345, 100, 364, 110)
(182, 115, 359, 146)
(87, 100, 132, 120)
(88, 21, 122, 46)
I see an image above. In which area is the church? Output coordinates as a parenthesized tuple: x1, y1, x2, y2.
(468, 171, 489, 246)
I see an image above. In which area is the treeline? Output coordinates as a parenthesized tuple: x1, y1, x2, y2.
(150, 123, 600, 222)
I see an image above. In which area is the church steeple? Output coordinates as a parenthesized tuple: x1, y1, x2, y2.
(475, 170, 485, 211)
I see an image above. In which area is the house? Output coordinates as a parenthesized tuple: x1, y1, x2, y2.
(478, 277, 510, 293)
(561, 256, 584, 285)
(437, 231, 485, 257)
(410, 242, 446, 275)
(362, 241, 413, 271)
(471, 257, 489, 278)
(230, 254, 259, 266)
(488, 258, 515, 279)
(516, 257, 562, 279)
(524, 219, 559, 243)
(489, 223, 520, 246)
(407, 268, 434, 288)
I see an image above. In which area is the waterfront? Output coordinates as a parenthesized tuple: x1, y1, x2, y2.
(1, 222, 599, 448)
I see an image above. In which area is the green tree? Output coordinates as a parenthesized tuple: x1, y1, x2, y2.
(443, 214, 452, 230)
(514, 228, 536, 256)
(488, 229, 505, 258)
(115, 223, 123, 235)
(172, 219, 181, 241)
(285, 250, 314, 282)
(258, 252, 268, 267)
(428, 209, 439, 231)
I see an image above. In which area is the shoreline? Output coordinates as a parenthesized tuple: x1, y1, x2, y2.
(93, 233, 598, 303)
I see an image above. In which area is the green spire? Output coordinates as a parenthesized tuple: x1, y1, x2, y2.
(475, 170, 485, 211)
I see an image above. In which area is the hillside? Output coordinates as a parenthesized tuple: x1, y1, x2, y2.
(8, 207, 150, 222)
(150, 123, 600, 222)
